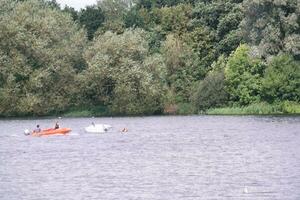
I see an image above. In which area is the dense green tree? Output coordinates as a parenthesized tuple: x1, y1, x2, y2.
(78, 6, 105, 40)
(159, 4, 192, 36)
(124, 6, 145, 28)
(135, 0, 196, 9)
(82, 29, 166, 115)
(0, 0, 87, 116)
(183, 26, 217, 79)
(240, 0, 300, 59)
(225, 44, 265, 105)
(191, 55, 229, 111)
(162, 34, 197, 102)
(97, 0, 132, 33)
(192, 71, 228, 111)
(262, 55, 300, 102)
(63, 6, 78, 21)
(191, 0, 244, 58)
(1, 0, 299, 116)
(45, 0, 60, 9)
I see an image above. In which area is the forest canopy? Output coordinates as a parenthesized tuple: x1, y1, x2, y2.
(0, 0, 299, 116)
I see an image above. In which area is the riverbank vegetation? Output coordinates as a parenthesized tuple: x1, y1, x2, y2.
(0, 0, 299, 117)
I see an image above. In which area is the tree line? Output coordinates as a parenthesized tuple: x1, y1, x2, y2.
(0, 0, 299, 116)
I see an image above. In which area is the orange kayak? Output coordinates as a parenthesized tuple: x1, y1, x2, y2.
(31, 128, 71, 137)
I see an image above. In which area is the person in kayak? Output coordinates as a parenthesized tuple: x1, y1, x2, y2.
(33, 125, 41, 133)
(54, 122, 59, 129)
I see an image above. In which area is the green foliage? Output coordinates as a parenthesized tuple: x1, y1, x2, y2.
(78, 6, 104, 40)
(136, 0, 194, 9)
(206, 102, 283, 115)
(225, 44, 266, 105)
(0, 0, 87, 116)
(191, 54, 229, 113)
(162, 34, 196, 102)
(191, 0, 244, 59)
(97, 0, 132, 34)
(184, 26, 217, 77)
(0, 0, 299, 117)
(240, 0, 300, 58)
(159, 4, 192, 36)
(63, 6, 78, 21)
(82, 29, 166, 115)
(282, 101, 300, 114)
(98, 0, 131, 17)
(191, 71, 228, 112)
(262, 54, 300, 102)
(207, 101, 300, 115)
(176, 103, 195, 115)
(124, 7, 145, 28)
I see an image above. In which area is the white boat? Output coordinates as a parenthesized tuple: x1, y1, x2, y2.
(85, 124, 112, 133)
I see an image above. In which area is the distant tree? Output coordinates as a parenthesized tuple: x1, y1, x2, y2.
(0, 0, 87, 116)
(191, 0, 243, 58)
(45, 0, 60, 9)
(82, 29, 166, 115)
(240, 0, 300, 59)
(63, 6, 78, 21)
(124, 6, 146, 28)
(78, 6, 105, 40)
(135, 0, 194, 9)
(262, 55, 300, 102)
(225, 44, 265, 105)
(159, 4, 192, 36)
(162, 34, 197, 102)
(97, 0, 132, 33)
(191, 55, 229, 111)
(192, 71, 228, 111)
(97, 0, 129, 18)
(184, 26, 217, 79)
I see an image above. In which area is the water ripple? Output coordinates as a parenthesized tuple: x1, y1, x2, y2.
(0, 116, 299, 200)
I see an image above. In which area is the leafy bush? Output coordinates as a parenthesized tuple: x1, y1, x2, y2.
(207, 101, 300, 115)
(225, 44, 265, 105)
(262, 54, 300, 103)
(192, 71, 228, 112)
(282, 101, 300, 114)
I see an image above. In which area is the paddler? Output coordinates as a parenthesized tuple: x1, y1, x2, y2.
(33, 125, 41, 133)
(54, 122, 59, 129)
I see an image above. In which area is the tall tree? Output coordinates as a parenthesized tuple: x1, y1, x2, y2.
(240, 0, 300, 59)
(78, 6, 105, 40)
(97, 0, 132, 33)
(225, 44, 265, 105)
(0, 0, 87, 116)
(82, 29, 166, 115)
(262, 55, 300, 102)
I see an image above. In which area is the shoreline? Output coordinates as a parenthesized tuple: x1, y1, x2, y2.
(1, 101, 299, 119)
(0, 113, 299, 119)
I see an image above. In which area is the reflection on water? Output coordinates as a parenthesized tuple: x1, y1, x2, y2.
(0, 116, 299, 200)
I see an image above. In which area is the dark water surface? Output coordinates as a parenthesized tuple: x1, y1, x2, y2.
(0, 116, 299, 200)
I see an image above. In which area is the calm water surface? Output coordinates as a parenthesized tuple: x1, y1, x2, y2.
(0, 116, 299, 200)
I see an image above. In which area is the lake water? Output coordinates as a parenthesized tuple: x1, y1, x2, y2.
(0, 116, 299, 200)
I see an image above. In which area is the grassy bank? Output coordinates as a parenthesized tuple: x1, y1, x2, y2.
(206, 101, 300, 115)
(29, 101, 300, 117)
(1, 102, 299, 118)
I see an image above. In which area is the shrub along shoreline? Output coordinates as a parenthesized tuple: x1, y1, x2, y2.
(61, 101, 300, 117)
(206, 101, 300, 115)
(1, 103, 299, 118)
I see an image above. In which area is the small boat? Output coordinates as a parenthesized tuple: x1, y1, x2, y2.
(30, 128, 71, 137)
(85, 124, 112, 133)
